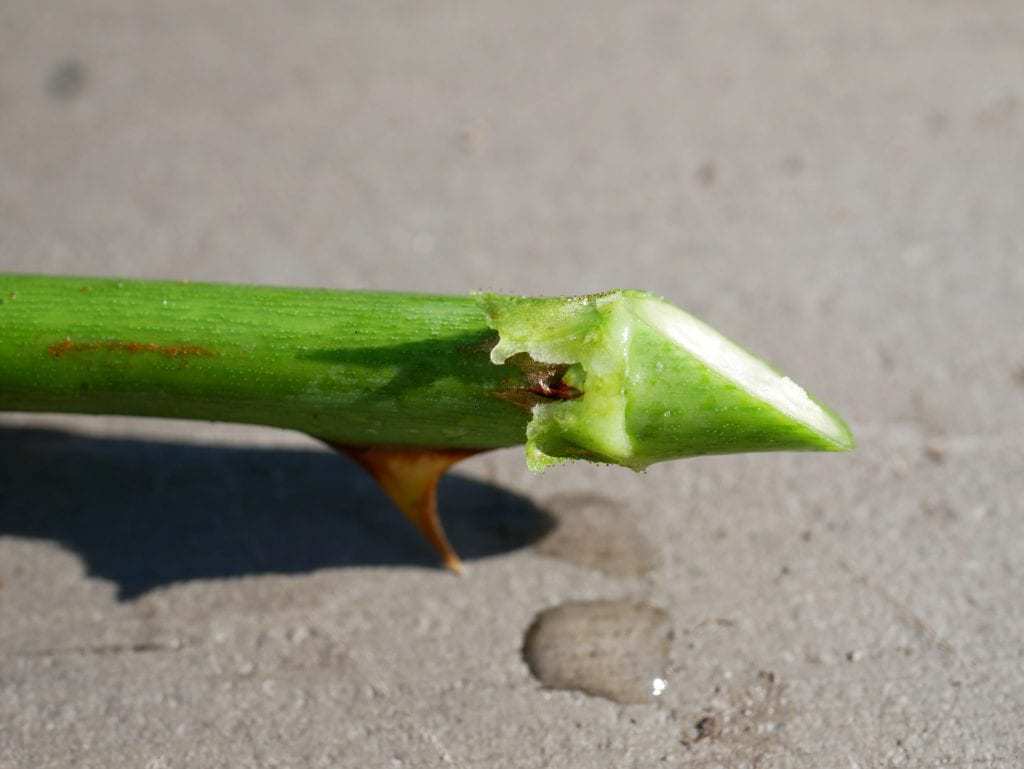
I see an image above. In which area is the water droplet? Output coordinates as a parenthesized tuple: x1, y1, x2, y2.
(522, 600, 672, 704)
(533, 493, 659, 577)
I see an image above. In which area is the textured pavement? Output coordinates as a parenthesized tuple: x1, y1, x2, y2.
(2, 2, 1023, 767)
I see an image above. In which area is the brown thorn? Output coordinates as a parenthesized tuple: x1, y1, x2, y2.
(327, 443, 483, 573)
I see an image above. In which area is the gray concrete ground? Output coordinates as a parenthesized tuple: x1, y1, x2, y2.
(2, 2, 1023, 766)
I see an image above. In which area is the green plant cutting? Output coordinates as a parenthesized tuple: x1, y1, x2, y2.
(0, 274, 853, 569)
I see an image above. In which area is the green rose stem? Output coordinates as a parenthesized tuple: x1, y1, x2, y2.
(0, 274, 853, 570)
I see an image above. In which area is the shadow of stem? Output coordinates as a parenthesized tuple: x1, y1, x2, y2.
(0, 428, 554, 600)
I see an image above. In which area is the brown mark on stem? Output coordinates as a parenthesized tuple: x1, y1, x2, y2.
(48, 339, 216, 359)
(495, 352, 582, 411)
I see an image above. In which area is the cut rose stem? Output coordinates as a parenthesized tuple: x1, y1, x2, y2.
(0, 274, 853, 568)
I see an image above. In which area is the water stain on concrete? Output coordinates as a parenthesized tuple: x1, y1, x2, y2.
(47, 59, 87, 101)
(695, 161, 717, 187)
(522, 599, 672, 704)
(533, 492, 659, 578)
(780, 154, 805, 176)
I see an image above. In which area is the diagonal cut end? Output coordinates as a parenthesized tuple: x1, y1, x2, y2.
(477, 290, 853, 470)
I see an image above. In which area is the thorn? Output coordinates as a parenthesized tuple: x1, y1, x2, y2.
(330, 444, 481, 572)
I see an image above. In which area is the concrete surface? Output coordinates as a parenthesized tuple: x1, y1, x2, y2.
(2, 1, 1023, 766)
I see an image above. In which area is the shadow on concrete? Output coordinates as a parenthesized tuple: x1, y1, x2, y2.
(0, 428, 554, 600)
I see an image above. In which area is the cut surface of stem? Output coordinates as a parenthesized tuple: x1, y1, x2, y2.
(479, 290, 853, 470)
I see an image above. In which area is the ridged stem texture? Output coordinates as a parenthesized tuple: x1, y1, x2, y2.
(0, 275, 532, 450)
(0, 275, 853, 469)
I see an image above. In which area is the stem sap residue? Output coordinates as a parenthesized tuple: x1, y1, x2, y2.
(495, 352, 581, 411)
(523, 600, 672, 704)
